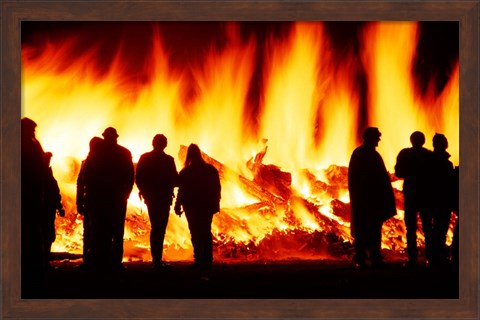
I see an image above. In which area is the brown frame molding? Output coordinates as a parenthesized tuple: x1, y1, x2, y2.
(2, 1, 478, 319)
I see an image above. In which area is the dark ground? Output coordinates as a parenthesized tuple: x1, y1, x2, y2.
(28, 255, 459, 299)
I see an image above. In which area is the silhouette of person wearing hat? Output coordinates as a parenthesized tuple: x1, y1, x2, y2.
(136, 134, 178, 270)
(348, 127, 396, 268)
(83, 127, 134, 272)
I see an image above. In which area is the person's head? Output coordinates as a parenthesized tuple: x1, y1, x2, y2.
(432, 133, 448, 151)
(184, 144, 205, 167)
(362, 127, 381, 147)
(102, 127, 119, 144)
(21, 117, 37, 138)
(152, 134, 168, 151)
(89, 136, 104, 154)
(410, 131, 425, 148)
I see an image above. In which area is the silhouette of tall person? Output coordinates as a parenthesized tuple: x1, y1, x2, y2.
(83, 128, 134, 272)
(348, 127, 396, 268)
(21, 117, 48, 295)
(174, 144, 221, 275)
(394, 131, 433, 267)
(136, 134, 178, 270)
(428, 133, 455, 267)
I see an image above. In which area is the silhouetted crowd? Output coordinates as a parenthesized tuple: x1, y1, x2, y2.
(349, 127, 458, 270)
(21, 118, 458, 294)
(21, 118, 221, 292)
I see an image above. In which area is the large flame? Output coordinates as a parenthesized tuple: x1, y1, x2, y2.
(22, 21, 459, 262)
(360, 22, 459, 167)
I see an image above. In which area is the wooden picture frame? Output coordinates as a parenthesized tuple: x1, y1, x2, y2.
(2, 1, 478, 319)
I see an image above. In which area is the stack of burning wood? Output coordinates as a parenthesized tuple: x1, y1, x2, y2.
(54, 145, 410, 262)
(178, 145, 380, 261)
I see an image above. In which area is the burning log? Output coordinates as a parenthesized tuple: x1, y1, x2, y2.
(300, 167, 347, 201)
(251, 164, 292, 200)
(246, 141, 292, 201)
(291, 196, 351, 242)
(330, 199, 350, 222)
(178, 145, 285, 205)
(323, 165, 349, 199)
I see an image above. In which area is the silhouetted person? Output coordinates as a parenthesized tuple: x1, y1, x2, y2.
(76, 136, 104, 268)
(136, 134, 178, 270)
(42, 152, 65, 269)
(427, 133, 455, 268)
(174, 144, 221, 275)
(394, 131, 433, 267)
(21, 117, 48, 295)
(348, 127, 396, 268)
(83, 128, 134, 272)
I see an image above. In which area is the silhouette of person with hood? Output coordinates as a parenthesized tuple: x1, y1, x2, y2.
(174, 144, 221, 275)
(394, 131, 433, 267)
(427, 133, 455, 268)
(348, 127, 396, 268)
(21, 117, 48, 295)
(136, 134, 178, 270)
(83, 127, 134, 272)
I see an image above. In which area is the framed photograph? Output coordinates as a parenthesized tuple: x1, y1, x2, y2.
(2, 1, 478, 319)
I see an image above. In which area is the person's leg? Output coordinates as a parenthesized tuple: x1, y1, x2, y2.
(352, 218, 368, 267)
(147, 200, 170, 266)
(90, 205, 113, 271)
(368, 219, 384, 266)
(185, 210, 201, 266)
(419, 210, 434, 263)
(111, 201, 127, 269)
(82, 212, 93, 265)
(197, 213, 214, 270)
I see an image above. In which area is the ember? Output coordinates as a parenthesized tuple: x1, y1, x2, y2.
(21, 21, 459, 263)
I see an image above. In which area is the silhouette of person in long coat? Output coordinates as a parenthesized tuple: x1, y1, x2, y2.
(427, 133, 455, 267)
(174, 144, 221, 273)
(394, 131, 433, 266)
(136, 134, 178, 269)
(348, 127, 396, 268)
(21, 117, 48, 295)
(83, 128, 134, 271)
